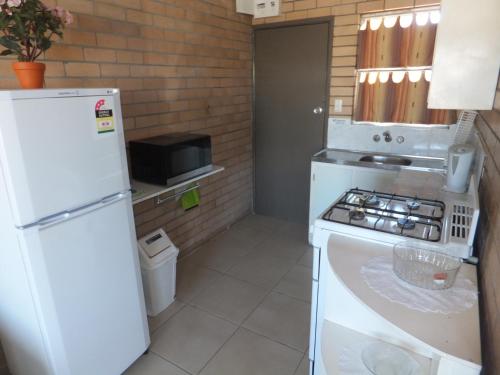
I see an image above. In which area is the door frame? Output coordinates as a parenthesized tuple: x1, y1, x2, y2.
(251, 17, 335, 213)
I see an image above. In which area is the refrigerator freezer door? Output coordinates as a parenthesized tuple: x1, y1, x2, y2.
(18, 195, 149, 375)
(0, 92, 129, 227)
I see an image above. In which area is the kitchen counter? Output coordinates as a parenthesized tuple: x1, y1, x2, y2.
(312, 148, 446, 173)
(327, 233, 481, 369)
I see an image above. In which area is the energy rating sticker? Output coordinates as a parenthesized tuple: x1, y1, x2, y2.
(95, 99, 115, 134)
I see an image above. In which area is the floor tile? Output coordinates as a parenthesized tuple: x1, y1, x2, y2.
(294, 353, 310, 375)
(176, 261, 222, 303)
(188, 232, 252, 273)
(274, 265, 312, 302)
(124, 352, 189, 375)
(232, 214, 286, 233)
(243, 292, 311, 352)
(227, 252, 295, 289)
(147, 300, 185, 334)
(277, 221, 309, 242)
(200, 328, 303, 375)
(256, 234, 311, 262)
(151, 306, 237, 374)
(297, 249, 313, 269)
(190, 275, 268, 324)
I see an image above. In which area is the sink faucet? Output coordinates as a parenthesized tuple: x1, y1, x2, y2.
(383, 131, 392, 142)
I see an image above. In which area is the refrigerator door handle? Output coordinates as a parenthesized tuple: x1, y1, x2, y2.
(101, 192, 125, 205)
(18, 191, 130, 229)
(36, 212, 71, 227)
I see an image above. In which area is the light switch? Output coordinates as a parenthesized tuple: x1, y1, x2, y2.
(334, 99, 343, 113)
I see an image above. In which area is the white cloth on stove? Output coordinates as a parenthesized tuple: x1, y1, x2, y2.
(361, 256, 477, 314)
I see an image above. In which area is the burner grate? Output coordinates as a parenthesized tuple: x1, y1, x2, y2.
(322, 188, 444, 242)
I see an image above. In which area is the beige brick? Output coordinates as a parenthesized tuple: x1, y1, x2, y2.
(385, 0, 415, 10)
(331, 76, 356, 85)
(333, 24, 358, 36)
(415, 0, 440, 5)
(45, 45, 84, 61)
(332, 3, 356, 15)
(126, 9, 153, 25)
(95, 2, 126, 21)
(333, 35, 358, 46)
(78, 14, 111, 32)
(317, 0, 340, 6)
(330, 86, 355, 96)
(116, 50, 143, 64)
(332, 56, 356, 67)
(281, 2, 294, 12)
(96, 33, 127, 49)
(99, 63, 130, 77)
(64, 62, 100, 77)
(84, 48, 117, 62)
(307, 7, 332, 18)
(294, 0, 317, 11)
(331, 67, 356, 76)
(62, 30, 97, 46)
(57, 0, 94, 15)
(334, 14, 359, 26)
(285, 10, 308, 20)
(357, 0, 384, 13)
(332, 46, 357, 56)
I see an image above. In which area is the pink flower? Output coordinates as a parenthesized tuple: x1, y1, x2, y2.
(51, 5, 64, 18)
(50, 5, 73, 25)
(64, 10, 73, 25)
(0, 0, 6, 5)
(6, 0, 21, 7)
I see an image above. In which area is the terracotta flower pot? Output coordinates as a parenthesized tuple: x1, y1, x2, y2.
(12, 62, 46, 89)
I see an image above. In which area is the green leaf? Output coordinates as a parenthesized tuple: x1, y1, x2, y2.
(0, 36, 21, 52)
(0, 49, 13, 56)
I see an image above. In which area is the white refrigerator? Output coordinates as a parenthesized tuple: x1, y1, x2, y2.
(0, 89, 150, 375)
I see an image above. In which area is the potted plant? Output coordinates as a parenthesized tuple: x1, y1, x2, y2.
(0, 0, 73, 89)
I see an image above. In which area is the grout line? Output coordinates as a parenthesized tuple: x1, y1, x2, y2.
(148, 350, 195, 375)
(149, 216, 311, 373)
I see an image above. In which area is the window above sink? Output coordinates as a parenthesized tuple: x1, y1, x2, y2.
(353, 8, 457, 126)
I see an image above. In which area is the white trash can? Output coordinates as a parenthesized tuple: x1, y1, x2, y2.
(138, 229, 179, 317)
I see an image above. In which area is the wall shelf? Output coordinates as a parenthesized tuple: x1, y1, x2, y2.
(131, 165, 224, 205)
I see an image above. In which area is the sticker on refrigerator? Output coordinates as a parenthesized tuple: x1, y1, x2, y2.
(95, 99, 115, 134)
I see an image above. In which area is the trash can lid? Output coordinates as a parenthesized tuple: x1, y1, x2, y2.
(138, 229, 179, 267)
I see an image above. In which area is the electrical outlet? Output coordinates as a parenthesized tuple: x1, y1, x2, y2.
(334, 99, 343, 113)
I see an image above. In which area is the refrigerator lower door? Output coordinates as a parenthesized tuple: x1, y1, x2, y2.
(18, 195, 149, 375)
(0, 92, 129, 227)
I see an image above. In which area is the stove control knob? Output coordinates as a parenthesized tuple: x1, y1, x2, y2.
(373, 134, 381, 142)
(397, 136, 405, 144)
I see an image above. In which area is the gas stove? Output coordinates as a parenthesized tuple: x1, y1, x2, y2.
(316, 178, 480, 260)
(322, 188, 445, 243)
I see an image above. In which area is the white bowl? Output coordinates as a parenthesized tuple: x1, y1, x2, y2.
(361, 342, 423, 375)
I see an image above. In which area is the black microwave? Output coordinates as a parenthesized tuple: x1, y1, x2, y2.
(129, 133, 212, 186)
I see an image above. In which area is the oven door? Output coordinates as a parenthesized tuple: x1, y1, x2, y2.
(167, 137, 212, 185)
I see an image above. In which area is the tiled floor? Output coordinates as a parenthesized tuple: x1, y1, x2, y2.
(125, 214, 313, 375)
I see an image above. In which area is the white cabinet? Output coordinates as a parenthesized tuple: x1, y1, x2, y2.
(308, 162, 399, 242)
(428, 0, 500, 110)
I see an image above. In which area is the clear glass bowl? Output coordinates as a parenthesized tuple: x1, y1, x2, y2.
(393, 243, 462, 290)
(361, 342, 422, 375)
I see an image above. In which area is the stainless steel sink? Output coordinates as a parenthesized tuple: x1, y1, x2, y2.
(359, 155, 412, 166)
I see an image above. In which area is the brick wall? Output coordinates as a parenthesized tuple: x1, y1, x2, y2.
(0, 0, 254, 253)
(475, 79, 500, 374)
(0, 1, 252, 371)
(253, 0, 440, 118)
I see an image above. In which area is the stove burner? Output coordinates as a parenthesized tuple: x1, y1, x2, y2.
(349, 208, 366, 221)
(406, 200, 421, 210)
(362, 194, 380, 206)
(397, 217, 417, 230)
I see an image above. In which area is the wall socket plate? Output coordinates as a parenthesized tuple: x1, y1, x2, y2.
(334, 99, 343, 113)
